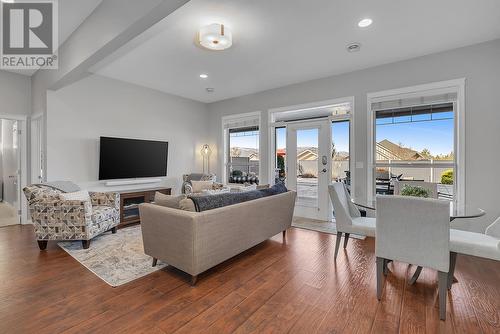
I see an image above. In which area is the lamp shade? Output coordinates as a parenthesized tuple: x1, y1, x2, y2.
(199, 23, 232, 51)
(201, 144, 212, 157)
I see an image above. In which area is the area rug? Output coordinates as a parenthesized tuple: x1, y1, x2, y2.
(58, 225, 166, 287)
(292, 217, 365, 240)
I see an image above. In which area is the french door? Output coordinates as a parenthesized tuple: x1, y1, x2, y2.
(286, 120, 331, 221)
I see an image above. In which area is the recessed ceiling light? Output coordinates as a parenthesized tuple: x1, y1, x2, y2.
(206, 88, 214, 93)
(358, 18, 373, 28)
(346, 42, 361, 52)
(199, 74, 208, 79)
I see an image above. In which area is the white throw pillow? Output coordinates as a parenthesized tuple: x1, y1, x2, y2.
(191, 180, 214, 193)
(59, 190, 91, 202)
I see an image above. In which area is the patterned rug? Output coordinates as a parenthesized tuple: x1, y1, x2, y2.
(58, 226, 166, 287)
(292, 217, 365, 240)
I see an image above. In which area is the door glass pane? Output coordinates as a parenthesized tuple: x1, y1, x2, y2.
(275, 127, 286, 184)
(331, 121, 350, 189)
(0, 119, 20, 226)
(296, 128, 318, 207)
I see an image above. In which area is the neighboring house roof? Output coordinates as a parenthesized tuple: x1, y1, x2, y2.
(377, 139, 425, 160)
(297, 149, 318, 161)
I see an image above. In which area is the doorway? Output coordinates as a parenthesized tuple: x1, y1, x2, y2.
(0, 119, 22, 227)
(286, 120, 331, 220)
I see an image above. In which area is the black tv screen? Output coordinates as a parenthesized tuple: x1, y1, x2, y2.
(99, 137, 168, 180)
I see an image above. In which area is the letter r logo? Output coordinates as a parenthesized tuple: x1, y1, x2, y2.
(2, 2, 53, 54)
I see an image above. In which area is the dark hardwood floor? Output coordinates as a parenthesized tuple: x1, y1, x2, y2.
(1, 224, 499, 333)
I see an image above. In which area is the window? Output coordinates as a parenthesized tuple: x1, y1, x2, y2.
(373, 102, 455, 200)
(227, 126, 260, 184)
(274, 127, 286, 183)
(331, 120, 350, 185)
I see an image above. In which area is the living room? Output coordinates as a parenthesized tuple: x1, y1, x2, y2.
(1, 0, 500, 332)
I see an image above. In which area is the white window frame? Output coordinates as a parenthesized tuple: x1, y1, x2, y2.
(366, 78, 466, 208)
(221, 111, 262, 184)
(268, 96, 355, 195)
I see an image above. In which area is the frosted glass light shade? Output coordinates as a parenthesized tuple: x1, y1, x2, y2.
(199, 23, 232, 51)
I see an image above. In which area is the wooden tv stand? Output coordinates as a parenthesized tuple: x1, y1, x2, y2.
(118, 187, 171, 227)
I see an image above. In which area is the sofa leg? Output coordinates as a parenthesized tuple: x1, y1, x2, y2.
(82, 240, 91, 249)
(152, 258, 158, 267)
(37, 240, 48, 250)
(190, 275, 198, 286)
(111, 227, 117, 234)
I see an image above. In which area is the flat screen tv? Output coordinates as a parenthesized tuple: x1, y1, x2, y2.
(99, 137, 168, 180)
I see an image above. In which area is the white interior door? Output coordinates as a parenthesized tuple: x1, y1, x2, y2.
(286, 119, 331, 220)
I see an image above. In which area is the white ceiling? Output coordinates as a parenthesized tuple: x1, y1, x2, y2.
(88, 0, 500, 103)
(4, 0, 103, 76)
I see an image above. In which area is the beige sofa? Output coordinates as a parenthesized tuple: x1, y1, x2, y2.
(139, 191, 296, 285)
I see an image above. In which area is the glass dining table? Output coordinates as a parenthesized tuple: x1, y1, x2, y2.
(351, 198, 486, 283)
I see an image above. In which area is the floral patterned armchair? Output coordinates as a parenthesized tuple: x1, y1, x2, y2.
(23, 184, 120, 250)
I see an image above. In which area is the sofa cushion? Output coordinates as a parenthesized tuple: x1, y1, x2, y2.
(179, 198, 196, 212)
(154, 192, 185, 209)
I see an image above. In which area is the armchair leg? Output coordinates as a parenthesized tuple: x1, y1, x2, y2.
(343, 233, 350, 249)
(376, 257, 385, 300)
(448, 252, 457, 290)
(111, 227, 117, 234)
(152, 258, 158, 267)
(282, 230, 286, 238)
(37, 240, 48, 250)
(438, 271, 448, 320)
(82, 240, 91, 249)
(190, 275, 198, 286)
(334, 232, 342, 260)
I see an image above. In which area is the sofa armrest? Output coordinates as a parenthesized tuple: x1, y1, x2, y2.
(89, 191, 120, 210)
(139, 203, 198, 274)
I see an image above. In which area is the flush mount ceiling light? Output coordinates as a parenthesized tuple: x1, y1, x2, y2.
(346, 42, 361, 52)
(199, 74, 208, 79)
(206, 87, 215, 93)
(358, 18, 373, 28)
(198, 23, 232, 51)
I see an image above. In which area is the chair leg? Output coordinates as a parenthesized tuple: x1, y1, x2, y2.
(448, 252, 457, 290)
(438, 271, 448, 320)
(282, 230, 286, 238)
(190, 275, 198, 286)
(376, 257, 385, 300)
(81, 240, 91, 249)
(111, 227, 117, 234)
(334, 232, 342, 260)
(37, 240, 48, 250)
(343, 233, 350, 249)
(152, 257, 158, 267)
(383, 259, 389, 276)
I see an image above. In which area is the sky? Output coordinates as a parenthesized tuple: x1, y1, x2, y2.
(232, 118, 454, 157)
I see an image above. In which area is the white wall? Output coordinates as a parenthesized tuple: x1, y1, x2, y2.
(207, 39, 500, 232)
(47, 75, 209, 193)
(0, 70, 31, 116)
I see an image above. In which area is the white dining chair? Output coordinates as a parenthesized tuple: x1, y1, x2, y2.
(375, 195, 450, 320)
(448, 217, 500, 288)
(328, 183, 376, 259)
(394, 180, 438, 198)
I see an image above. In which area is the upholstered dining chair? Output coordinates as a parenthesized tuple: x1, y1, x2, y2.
(375, 195, 450, 320)
(328, 183, 376, 259)
(394, 180, 438, 198)
(448, 217, 500, 288)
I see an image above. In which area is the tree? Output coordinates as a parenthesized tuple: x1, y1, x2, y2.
(230, 147, 241, 157)
(420, 148, 432, 159)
